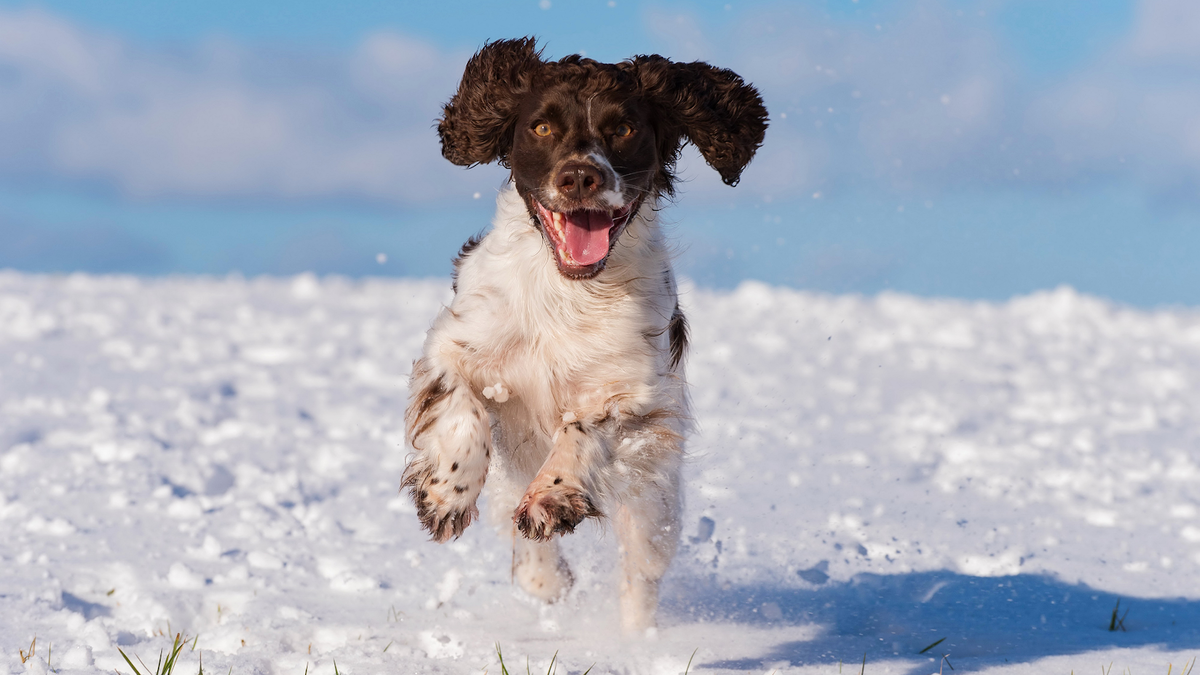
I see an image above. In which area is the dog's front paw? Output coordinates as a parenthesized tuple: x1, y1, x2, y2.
(514, 479, 602, 541)
(401, 454, 483, 542)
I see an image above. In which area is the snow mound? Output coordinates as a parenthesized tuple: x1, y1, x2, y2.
(2, 273, 1200, 674)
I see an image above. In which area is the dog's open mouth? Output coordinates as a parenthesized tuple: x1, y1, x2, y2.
(533, 199, 639, 278)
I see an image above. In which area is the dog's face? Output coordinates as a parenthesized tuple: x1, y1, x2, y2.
(437, 38, 768, 279)
(508, 80, 658, 278)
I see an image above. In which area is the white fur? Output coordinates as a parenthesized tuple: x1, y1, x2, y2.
(586, 151, 626, 208)
(405, 183, 688, 633)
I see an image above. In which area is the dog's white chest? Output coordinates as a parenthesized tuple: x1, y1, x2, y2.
(432, 189, 673, 419)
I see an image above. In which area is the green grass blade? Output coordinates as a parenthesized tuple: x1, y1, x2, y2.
(163, 634, 185, 675)
(495, 643, 510, 675)
(117, 648, 145, 675)
(919, 638, 946, 655)
(685, 648, 698, 675)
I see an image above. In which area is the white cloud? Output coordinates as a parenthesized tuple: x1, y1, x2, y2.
(1131, 0, 1200, 60)
(1025, 0, 1200, 196)
(3, 2, 1199, 207)
(0, 8, 481, 203)
(653, 0, 1200, 202)
(648, 3, 1021, 200)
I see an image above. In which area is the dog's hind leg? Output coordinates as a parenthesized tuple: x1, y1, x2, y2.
(512, 536, 574, 602)
(402, 357, 491, 542)
(488, 467, 575, 602)
(614, 468, 682, 634)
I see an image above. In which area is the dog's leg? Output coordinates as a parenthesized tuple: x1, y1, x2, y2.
(512, 536, 574, 602)
(513, 419, 606, 541)
(401, 357, 491, 542)
(488, 467, 575, 601)
(614, 470, 681, 634)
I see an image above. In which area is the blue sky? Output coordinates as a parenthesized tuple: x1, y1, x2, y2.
(1, 0, 1198, 306)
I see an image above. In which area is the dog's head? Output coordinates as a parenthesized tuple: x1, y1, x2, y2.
(438, 38, 768, 279)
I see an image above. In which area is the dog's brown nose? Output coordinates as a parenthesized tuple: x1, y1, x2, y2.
(556, 163, 604, 200)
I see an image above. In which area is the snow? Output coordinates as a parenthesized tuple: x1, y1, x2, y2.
(3, 271, 1200, 674)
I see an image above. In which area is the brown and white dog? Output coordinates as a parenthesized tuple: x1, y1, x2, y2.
(402, 38, 766, 633)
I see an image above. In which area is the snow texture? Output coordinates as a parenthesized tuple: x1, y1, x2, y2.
(2, 271, 1200, 674)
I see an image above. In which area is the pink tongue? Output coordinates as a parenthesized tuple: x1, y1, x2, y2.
(563, 211, 613, 266)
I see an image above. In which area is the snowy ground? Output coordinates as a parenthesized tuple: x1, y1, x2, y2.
(3, 271, 1200, 675)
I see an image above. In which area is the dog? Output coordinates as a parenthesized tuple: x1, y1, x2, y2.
(401, 37, 766, 633)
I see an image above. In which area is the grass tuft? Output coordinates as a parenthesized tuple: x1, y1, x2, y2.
(490, 643, 695, 675)
(1109, 599, 1129, 632)
(919, 638, 946, 655)
(495, 644, 509, 675)
(117, 633, 190, 675)
(1171, 658, 1198, 675)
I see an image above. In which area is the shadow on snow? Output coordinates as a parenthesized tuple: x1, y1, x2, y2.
(660, 571, 1200, 673)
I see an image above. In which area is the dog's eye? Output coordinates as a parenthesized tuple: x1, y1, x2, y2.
(614, 123, 634, 138)
(534, 123, 552, 137)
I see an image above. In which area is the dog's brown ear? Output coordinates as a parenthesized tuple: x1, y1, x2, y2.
(631, 56, 768, 189)
(439, 38, 544, 168)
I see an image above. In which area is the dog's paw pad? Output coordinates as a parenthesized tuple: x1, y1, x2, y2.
(401, 457, 481, 542)
(514, 483, 602, 541)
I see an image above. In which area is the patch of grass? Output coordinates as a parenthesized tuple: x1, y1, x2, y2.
(1170, 657, 1197, 675)
(1076, 657, 1197, 675)
(19, 636, 36, 664)
(495, 643, 671, 675)
(1109, 599, 1129, 632)
(494, 644, 557, 675)
(117, 633, 192, 675)
(919, 638, 946, 655)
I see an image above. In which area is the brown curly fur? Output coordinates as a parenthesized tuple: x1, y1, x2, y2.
(437, 38, 768, 194)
